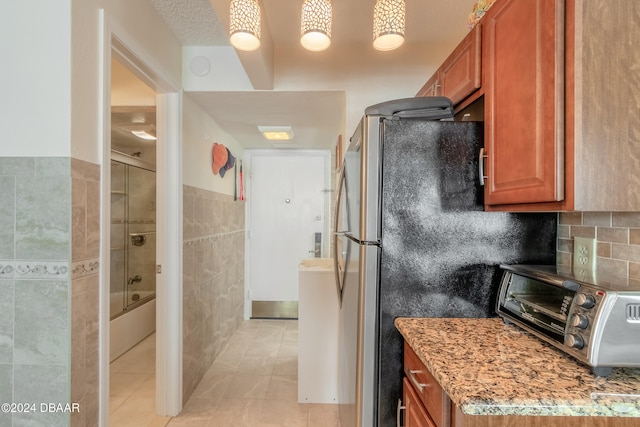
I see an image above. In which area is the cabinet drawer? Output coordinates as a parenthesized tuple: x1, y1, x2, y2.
(403, 377, 437, 427)
(403, 341, 450, 427)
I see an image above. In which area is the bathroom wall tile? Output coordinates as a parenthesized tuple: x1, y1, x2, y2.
(14, 280, 69, 365)
(36, 157, 70, 177)
(72, 205, 87, 261)
(0, 177, 15, 259)
(0, 157, 35, 176)
(0, 364, 12, 427)
(15, 175, 71, 260)
(85, 178, 101, 258)
(0, 281, 14, 364)
(71, 158, 100, 182)
(13, 364, 69, 427)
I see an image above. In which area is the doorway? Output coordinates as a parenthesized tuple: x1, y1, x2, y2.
(246, 151, 331, 319)
(100, 32, 183, 426)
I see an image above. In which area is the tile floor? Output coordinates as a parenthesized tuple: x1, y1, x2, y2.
(109, 332, 171, 427)
(109, 319, 340, 427)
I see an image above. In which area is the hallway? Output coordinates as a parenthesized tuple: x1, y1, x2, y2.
(110, 319, 340, 426)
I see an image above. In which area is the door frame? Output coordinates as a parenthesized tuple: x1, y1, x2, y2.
(243, 149, 332, 319)
(99, 11, 183, 425)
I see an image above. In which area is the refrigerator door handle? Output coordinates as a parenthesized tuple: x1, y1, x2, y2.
(333, 166, 349, 305)
(479, 147, 488, 186)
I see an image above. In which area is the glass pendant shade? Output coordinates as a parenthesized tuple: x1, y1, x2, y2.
(229, 0, 261, 51)
(300, 0, 332, 51)
(373, 0, 405, 51)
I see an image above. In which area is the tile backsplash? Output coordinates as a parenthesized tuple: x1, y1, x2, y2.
(557, 212, 640, 283)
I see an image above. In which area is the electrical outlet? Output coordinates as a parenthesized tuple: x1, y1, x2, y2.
(573, 237, 596, 272)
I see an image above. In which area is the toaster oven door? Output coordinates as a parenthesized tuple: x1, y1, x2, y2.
(497, 271, 575, 344)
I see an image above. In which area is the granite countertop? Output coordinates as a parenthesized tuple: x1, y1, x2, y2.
(395, 317, 640, 417)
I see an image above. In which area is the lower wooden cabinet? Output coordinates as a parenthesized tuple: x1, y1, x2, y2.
(402, 378, 436, 427)
(400, 341, 451, 427)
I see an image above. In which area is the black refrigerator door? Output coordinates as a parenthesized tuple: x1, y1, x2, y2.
(375, 119, 557, 426)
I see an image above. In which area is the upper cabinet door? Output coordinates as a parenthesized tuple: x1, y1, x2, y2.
(416, 26, 481, 105)
(483, 0, 565, 206)
(439, 25, 482, 106)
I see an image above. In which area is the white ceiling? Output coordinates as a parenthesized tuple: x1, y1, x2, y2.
(144, 0, 478, 150)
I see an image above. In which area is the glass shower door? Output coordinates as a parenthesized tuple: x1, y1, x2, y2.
(125, 164, 156, 308)
(110, 159, 156, 319)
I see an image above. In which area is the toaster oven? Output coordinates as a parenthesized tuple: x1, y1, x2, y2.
(496, 264, 640, 376)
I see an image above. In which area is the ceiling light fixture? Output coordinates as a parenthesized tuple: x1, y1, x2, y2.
(300, 0, 332, 52)
(258, 126, 294, 141)
(373, 0, 405, 51)
(131, 130, 157, 141)
(229, 0, 262, 51)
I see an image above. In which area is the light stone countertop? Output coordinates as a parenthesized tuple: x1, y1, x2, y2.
(395, 317, 640, 417)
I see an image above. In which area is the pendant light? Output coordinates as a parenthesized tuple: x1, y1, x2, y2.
(300, 0, 332, 52)
(229, 0, 262, 51)
(373, 0, 405, 51)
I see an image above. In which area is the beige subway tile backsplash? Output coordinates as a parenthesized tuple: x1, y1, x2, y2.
(557, 211, 640, 282)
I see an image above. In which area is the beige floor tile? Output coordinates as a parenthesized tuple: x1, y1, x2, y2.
(308, 403, 340, 427)
(192, 371, 233, 399)
(206, 398, 264, 427)
(273, 356, 298, 376)
(111, 333, 156, 375)
(223, 373, 271, 399)
(147, 415, 172, 427)
(108, 385, 157, 427)
(110, 372, 151, 398)
(167, 397, 219, 426)
(258, 399, 309, 427)
(267, 375, 298, 400)
(237, 354, 277, 375)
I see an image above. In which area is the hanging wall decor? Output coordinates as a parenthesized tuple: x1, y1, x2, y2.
(212, 143, 236, 178)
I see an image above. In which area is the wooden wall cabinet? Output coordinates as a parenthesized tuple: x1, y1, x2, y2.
(417, 25, 481, 105)
(481, 0, 640, 211)
(482, 0, 565, 207)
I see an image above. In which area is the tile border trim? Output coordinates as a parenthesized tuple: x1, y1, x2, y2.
(0, 260, 70, 280)
(184, 230, 245, 247)
(71, 258, 100, 279)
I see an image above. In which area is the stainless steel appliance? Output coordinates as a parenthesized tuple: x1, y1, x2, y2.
(333, 97, 557, 427)
(497, 264, 640, 376)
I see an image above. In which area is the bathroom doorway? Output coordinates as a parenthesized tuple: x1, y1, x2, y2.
(101, 32, 183, 425)
(108, 57, 159, 424)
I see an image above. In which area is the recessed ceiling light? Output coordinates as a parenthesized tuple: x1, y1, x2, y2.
(258, 126, 294, 141)
(131, 130, 157, 141)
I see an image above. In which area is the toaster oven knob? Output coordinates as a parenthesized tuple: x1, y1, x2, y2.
(575, 293, 596, 309)
(566, 334, 585, 349)
(570, 314, 589, 329)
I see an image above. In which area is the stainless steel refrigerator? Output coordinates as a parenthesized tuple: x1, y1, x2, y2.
(333, 97, 556, 427)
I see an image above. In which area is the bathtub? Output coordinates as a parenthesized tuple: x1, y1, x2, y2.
(110, 291, 156, 361)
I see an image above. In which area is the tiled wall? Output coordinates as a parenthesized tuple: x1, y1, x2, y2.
(182, 185, 245, 403)
(0, 157, 72, 426)
(557, 212, 640, 282)
(70, 158, 101, 427)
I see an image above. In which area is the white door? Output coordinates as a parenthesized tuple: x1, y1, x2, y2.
(249, 154, 327, 304)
